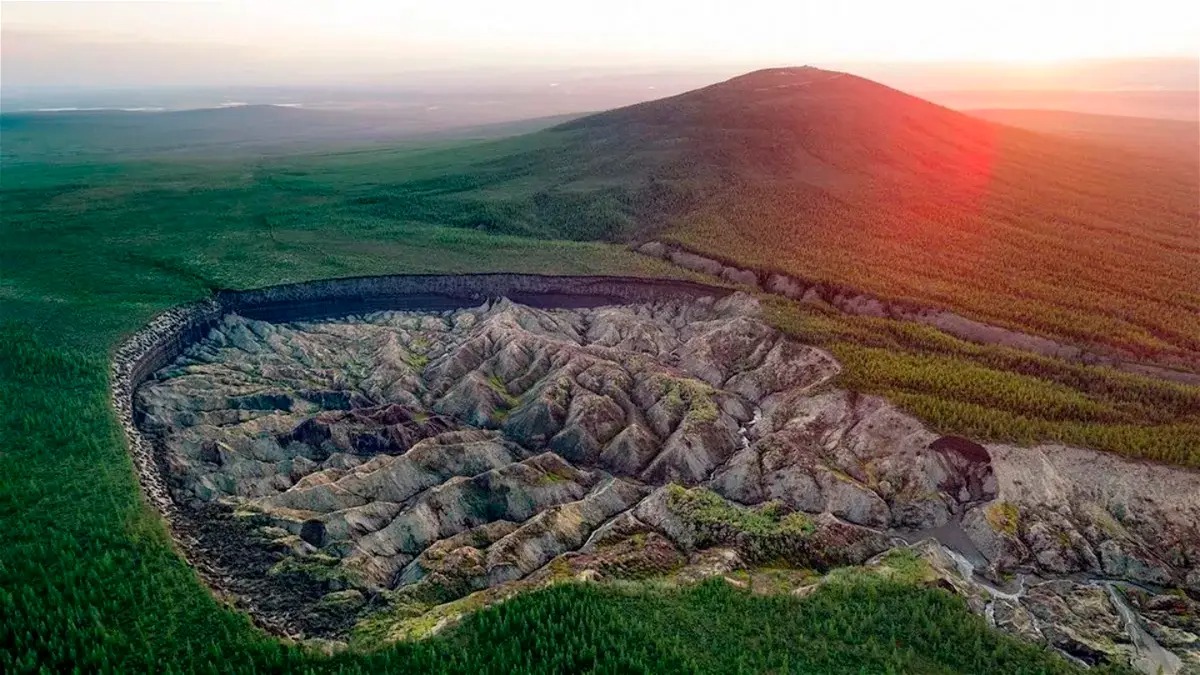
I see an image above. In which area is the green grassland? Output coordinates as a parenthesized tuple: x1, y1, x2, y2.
(1, 129, 1188, 671)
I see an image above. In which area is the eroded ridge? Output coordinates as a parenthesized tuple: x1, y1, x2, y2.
(135, 294, 1199, 670)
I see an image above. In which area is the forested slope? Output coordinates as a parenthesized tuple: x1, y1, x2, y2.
(351, 67, 1199, 369)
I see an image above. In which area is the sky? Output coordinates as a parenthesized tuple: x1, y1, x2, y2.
(3, 0, 1199, 89)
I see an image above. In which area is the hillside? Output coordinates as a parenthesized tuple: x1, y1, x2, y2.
(356, 67, 1199, 370)
(2, 152, 1113, 675)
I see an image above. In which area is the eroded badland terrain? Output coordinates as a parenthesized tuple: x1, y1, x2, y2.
(135, 293, 1200, 672)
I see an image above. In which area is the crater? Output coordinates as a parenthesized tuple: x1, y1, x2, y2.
(123, 277, 1200, 669)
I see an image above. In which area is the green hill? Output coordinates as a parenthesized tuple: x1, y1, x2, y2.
(358, 67, 1198, 368)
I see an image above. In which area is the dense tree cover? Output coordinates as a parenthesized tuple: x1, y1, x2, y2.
(0, 156, 695, 673)
(766, 299, 1200, 466)
(969, 109, 1199, 163)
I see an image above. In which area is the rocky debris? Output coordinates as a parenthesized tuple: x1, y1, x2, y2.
(636, 241, 669, 258)
(764, 273, 806, 299)
(926, 311, 1077, 360)
(113, 298, 223, 518)
(1121, 587, 1200, 671)
(668, 250, 725, 277)
(721, 267, 759, 287)
(133, 293, 1200, 669)
(973, 443, 1200, 592)
(866, 540, 1199, 674)
(710, 391, 999, 531)
(1025, 581, 1131, 666)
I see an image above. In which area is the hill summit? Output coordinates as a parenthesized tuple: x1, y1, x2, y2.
(556, 66, 1000, 193)
(361, 67, 1199, 366)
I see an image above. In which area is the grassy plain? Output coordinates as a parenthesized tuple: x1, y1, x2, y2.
(1, 127, 1187, 671)
(969, 108, 1200, 161)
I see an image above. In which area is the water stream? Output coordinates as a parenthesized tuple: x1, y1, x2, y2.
(1104, 582, 1182, 675)
(738, 407, 762, 450)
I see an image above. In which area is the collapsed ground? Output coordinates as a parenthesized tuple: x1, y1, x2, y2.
(135, 293, 1200, 672)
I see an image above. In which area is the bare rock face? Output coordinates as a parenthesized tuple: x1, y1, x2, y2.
(135, 293, 1200, 670)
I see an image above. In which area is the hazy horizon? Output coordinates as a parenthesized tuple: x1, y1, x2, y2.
(3, 2, 1197, 122)
(4, 0, 1198, 93)
(4, 61, 1197, 123)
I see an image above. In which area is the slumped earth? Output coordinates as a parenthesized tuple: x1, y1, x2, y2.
(136, 294, 1200, 672)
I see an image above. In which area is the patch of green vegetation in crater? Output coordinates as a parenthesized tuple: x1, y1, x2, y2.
(352, 587, 496, 646)
(349, 593, 434, 647)
(269, 553, 357, 589)
(665, 485, 814, 537)
(727, 565, 819, 595)
(485, 374, 521, 407)
(661, 379, 719, 423)
(545, 376, 573, 407)
(865, 548, 931, 585)
(986, 501, 1022, 536)
(405, 352, 430, 370)
(316, 589, 366, 612)
(534, 470, 570, 486)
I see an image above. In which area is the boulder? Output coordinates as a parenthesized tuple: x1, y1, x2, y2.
(668, 250, 725, 276)
(636, 241, 668, 258)
(764, 273, 807, 299)
(1097, 539, 1174, 586)
(962, 503, 1030, 574)
(720, 266, 759, 288)
(816, 469, 890, 528)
